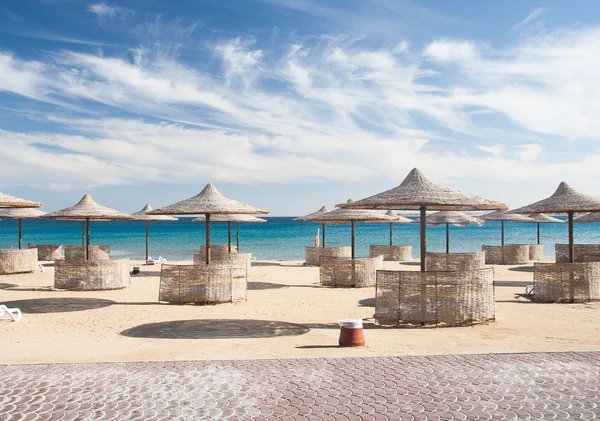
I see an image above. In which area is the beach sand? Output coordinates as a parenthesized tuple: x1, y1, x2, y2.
(1, 259, 599, 364)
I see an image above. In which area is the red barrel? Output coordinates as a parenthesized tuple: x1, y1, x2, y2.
(338, 319, 365, 347)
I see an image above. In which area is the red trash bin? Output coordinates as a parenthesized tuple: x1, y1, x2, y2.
(338, 319, 365, 347)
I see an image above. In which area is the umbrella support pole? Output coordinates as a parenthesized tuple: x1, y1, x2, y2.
(236, 222, 240, 252)
(145, 221, 149, 261)
(568, 212, 574, 263)
(205, 214, 211, 264)
(228, 222, 231, 253)
(537, 222, 540, 245)
(351, 221, 355, 260)
(85, 218, 90, 261)
(420, 205, 426, 272)
(18, 219, 22, 250)
(322, 224, 326, 248)
(446, 223, 449, 254)
(390, 223, 393, 246)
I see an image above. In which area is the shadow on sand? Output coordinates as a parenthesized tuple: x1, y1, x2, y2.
(0, 297, 116, 313)
(0, 283, 18, 290)
(359, 298, 376, 307)
(508, 266, 534, 273)
(247, 281, 289, 290)
(121, 319, 338, 339)
(130, 271, 161, 278)
(495, 281, 531, 288)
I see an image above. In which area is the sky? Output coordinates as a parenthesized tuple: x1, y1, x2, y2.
(1, 0, 600, 215)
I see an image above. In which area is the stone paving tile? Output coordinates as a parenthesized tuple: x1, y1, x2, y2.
(0, 351, 599, 420)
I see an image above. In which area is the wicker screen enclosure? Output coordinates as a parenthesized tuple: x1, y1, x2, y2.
(319, 255, 384, 288)
(555, 244, 600, 263)
(159, 261, 248, 304)
(54, 259, 130, 290)
(369, 245, 413, 262)
(304, 246, 352, 266)
(0, 248, 38, 275)
(194, 251, 252, 273)
(375, 267, 495, 327)
(28, 244, 63, 261)
(64, 245, 110, 261)
(528, 244, 544, 261)
(533, 262, 600, 303)
(481, 245, 530, 265)
(425, 252, 485, 271)
(199, 244, 238, 260)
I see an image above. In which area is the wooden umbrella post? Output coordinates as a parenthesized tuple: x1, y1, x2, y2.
(145, 220, 149, 261)
(85, 217, 91, 261)
(236, 222, 240, 251)
(18, 219, 22, 250)
(228, 221, 232, 253)
(420, 204, 427, 272)
(446, 223, 450, 254)
(389, 223, 393, 246)
(351, 221, 355, 260)
(205, 214, 211, 264)
(322, 223, 326, 248)
(537, 222, 541, 245)
(568, 212, 574, 263)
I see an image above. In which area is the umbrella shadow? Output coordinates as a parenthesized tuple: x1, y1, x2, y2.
(359, 298, 376, 307)
(0, 297, 116, 313)
(247, 281, 289, 290)
(495, 281, 531, 288)
(0, 283, 18, 290)
(508, 266, 534, 273)
(120, 319, 338, 339)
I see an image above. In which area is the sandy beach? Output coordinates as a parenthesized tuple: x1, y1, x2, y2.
(1, 259, 599, 365)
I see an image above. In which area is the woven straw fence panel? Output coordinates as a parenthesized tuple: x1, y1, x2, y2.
(54, 259, 130, 290)
(555, 244, 600, 263)
(425, 252, 486, 272)
(482, 245, 529, 265)
(0, 248, 38, 275)
(159, 261, 248, 304)
(319, 255, 384, 288)
(375, 268, 495, 327)
(64, 245, 110, 261)
(199, 244, 238, 260)
(369, 245, 413, 262)
(193, 251, 251, 273)
(529, 244, 544, 261)
(533, 262, 600, 303)
(304, 246, 352, 266)
(28, 244, 63, 261)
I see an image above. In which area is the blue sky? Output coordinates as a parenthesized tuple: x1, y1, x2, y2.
(1, 0, 600, 215)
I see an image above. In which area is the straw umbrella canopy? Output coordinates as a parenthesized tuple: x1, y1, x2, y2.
(507, 182, 600, 263)
(365, 210, 414, 247)
(0, 207, 46, 250)
(574, 212, 600, 223)
(416, 211, 484, 253)
(0, 192, 42, 208)
(192, 214, 266, 253)
(42, 194, 132, 260)
(480, 210, 535, 247)
(308, 200, 396, 259)
(148, 184, 269, 264)
(132, 204, 178, 261)
(338, 168, 507, 271)
(295, 206, 345, 248)
(528, 213, 564, 244)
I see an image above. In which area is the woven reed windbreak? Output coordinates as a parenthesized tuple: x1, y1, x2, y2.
(482, 245, 530, 265)
(64, 245, 110, 261)
(555, 244, 600, 263)
(159, 261, 248, 304)
(54, 259, 130, 290)
(0, 248, 38, 275)
(533, 262, 600, 303)
(28, 244, 62, 261)
(369, 245, 413, 262)
(304, 246, 352, 266)
(198, 245, 238, 260)
(425, 252, 485, 271)
(529, 244, 544, 261)
(194, 251, 251, 274)
(375, 268, 495, 327)
(319, 255, 384, 288)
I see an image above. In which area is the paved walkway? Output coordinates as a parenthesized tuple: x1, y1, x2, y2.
(1, 351, 599, 420)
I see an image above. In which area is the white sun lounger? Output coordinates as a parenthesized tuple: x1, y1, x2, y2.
(0, 305, 22, 322)
(146, 256, 167, 265)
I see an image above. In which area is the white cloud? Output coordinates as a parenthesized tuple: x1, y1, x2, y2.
(513, 7, 545, 30)
(423, 39, 477, 62)
(88, 3, 134, 23)
(476, 144, 504, 157)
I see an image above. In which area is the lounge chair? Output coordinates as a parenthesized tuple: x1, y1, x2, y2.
(0, 305, 22, 322)
(146, 256, 167, 265)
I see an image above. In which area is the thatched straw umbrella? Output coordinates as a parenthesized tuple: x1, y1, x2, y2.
(574, 212, 600, 223)
(0, 193, 42, 208)
(528, 213, 564, 244)
(192, 214, 267, 253)
(508, 182, 600, 263)
(295, 206, 345, 248)
(339, 168, 507, 271)
(148, 184, 269, 264)
(416, 211, 484, 253)
(308, 200, 396, 259)
(132, 204, 178, 261)
(43, 195, 132, 260)
(480, 210, 535, 246)
(365, 210, 414, 246)
(0, 208, 46, 249)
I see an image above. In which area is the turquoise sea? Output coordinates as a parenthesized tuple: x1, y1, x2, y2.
(1, 217, 600, 261)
